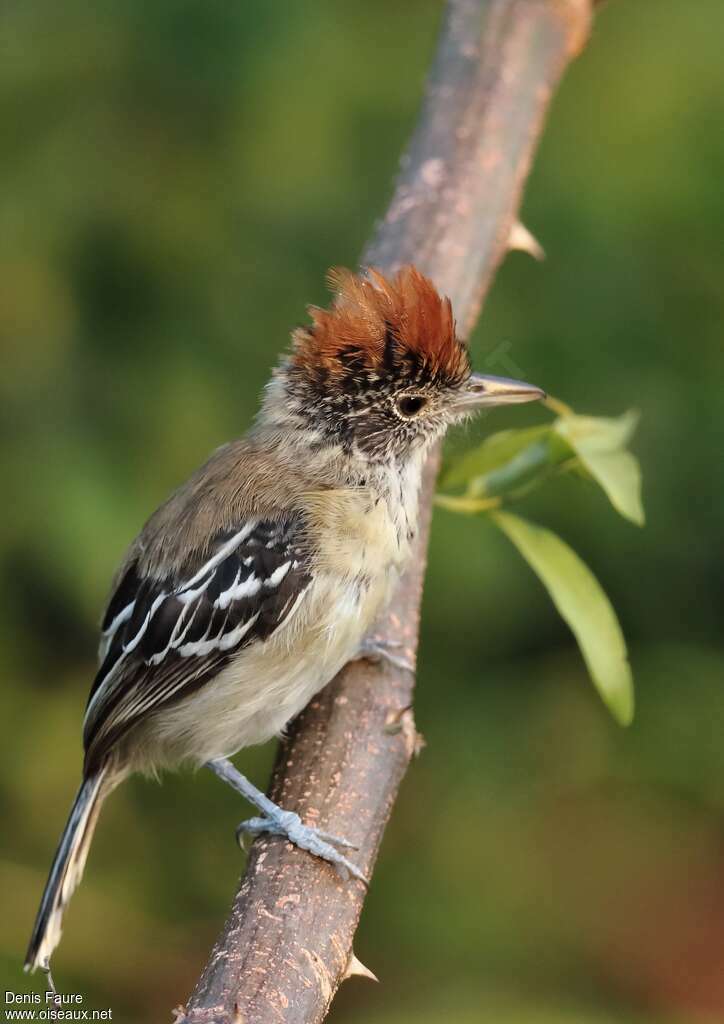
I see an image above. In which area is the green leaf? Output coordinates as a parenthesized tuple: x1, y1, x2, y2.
(575, 449, 644, 525)
(556, 409, 639, 451)
(480, 433, 571, 500)
(555, 410, 644, 525)
(492, 510, 634, 726)
(440, 425, 550, 490)
(440, 426, 573, 503)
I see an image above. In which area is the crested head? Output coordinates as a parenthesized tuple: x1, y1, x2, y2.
(290, 265, 469, 390)
(258, 265, 544, 466)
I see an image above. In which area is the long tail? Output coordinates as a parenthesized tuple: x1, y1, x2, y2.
(24, 767, 109, 973)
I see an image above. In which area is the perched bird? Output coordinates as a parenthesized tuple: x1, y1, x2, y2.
(25, 265, 544, 974)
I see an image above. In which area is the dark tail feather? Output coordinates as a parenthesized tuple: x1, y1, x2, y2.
(24, 768, 108, 972)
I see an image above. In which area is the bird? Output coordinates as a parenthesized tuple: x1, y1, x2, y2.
(25, 265, 544, 975)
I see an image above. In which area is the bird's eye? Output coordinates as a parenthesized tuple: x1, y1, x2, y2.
(396, 394, 427, 418)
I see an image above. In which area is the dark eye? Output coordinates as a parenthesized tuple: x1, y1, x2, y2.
(396, 394, 427, 418)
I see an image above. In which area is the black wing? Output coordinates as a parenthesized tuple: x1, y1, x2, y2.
(83, 516, 311, 770)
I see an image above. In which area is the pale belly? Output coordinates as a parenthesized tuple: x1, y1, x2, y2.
(126, 472, 421, 774)
(128, 568, 395, 772)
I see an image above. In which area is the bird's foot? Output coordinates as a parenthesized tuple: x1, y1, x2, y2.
(357, 636, 415, 674)
(206, 757, 367, 882)
(236, 809, 367, 884)
(41, 960, 57, 1000)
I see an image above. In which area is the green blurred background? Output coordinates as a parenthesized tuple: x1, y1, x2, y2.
(2, 1, 724, 1021)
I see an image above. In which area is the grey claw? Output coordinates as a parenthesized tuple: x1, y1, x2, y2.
(236, 816, 270, 846)
(357, 638, 415, 674)
(312, 830, 358, 850)
(235, 811, 367, 884)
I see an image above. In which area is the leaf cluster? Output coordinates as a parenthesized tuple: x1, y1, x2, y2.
(437, 401, 644, 725)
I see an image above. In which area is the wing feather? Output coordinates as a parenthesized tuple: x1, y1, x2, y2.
(83, 516, 311, 769)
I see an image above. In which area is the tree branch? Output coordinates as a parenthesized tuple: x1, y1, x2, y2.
(179, 1, 593, 1021)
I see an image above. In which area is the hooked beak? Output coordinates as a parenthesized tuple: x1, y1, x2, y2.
(455, 372, 546, 412)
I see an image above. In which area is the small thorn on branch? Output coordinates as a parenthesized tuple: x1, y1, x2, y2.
(342, 950, 379, 984)
(384, 705, 425, 758)
(508, 219, 545, 260)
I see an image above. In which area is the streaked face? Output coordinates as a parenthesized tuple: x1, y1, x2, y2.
(288, 343, 543, 462)
(270, 265, 544, 462)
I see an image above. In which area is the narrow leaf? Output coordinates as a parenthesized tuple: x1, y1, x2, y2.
(555, 410, 644, 525)
(554, 409, 639, 450)
(481, 433, 571, 499)
(576, 449, 644, 525)
(492, 511, 634, 725)
(441, 425, 550, 490)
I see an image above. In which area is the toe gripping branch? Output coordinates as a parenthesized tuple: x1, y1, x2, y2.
(206, 757, 368, 884)
(357, 637, 416, 674)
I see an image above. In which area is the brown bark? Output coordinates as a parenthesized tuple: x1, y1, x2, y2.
(179, 1, 593, 1021)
